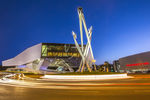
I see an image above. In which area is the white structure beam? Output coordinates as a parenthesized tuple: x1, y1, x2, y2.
(72, 7, 97, 72)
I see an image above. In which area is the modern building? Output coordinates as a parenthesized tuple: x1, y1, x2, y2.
(2, 43, 82, 72)
(114, 51, 150, 73)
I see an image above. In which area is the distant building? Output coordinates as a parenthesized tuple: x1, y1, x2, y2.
(113, 51, 150, 73)
(2, 43, 82, 72)
(113, 60, 120, 72)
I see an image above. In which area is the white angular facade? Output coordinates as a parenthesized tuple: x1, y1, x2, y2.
(2, 43, 42, 67)
(2, 43, 81, 72)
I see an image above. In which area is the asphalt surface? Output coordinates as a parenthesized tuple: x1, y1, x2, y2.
(0, 74, 150, 100)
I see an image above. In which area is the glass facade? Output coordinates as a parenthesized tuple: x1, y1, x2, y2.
(41, 43, 81, 58)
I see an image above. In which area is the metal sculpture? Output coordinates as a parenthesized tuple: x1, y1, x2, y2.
(72, 7, 97, 72)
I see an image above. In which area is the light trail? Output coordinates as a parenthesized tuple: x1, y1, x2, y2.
(42, 74, 132, 81)
(1, 77, 150, 90)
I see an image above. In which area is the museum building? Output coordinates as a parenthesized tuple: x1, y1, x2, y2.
(2, 43, 82, 72)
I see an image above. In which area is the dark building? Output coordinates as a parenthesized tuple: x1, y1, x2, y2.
(113, 60, 120, 72)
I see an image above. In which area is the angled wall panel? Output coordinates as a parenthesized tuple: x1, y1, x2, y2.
(2, 43, 42, 66)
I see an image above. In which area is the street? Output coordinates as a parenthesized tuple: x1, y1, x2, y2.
(0, 74, 150, 100)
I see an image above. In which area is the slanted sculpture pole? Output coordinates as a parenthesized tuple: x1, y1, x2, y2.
(72, 31, 91, 72)
(78, 8, 84, 52)
(72, 7, 97, 72)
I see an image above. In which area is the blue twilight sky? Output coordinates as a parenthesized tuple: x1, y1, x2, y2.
(0, 0, 150, 65)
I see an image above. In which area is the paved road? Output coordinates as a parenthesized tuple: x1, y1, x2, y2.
(0, 75, 150, 100)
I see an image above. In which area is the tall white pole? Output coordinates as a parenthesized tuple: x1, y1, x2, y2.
(78, 8, 84, 52)
(81, 14, 94, 60)
(81, 13, 97, 71)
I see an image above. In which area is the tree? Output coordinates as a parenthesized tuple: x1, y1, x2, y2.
(104, 61, 112, 72)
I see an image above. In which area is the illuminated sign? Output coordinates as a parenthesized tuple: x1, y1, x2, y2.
(126, 62, 150, 66)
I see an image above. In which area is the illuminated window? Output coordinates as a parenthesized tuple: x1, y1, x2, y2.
(68, 53, 72, 56)
(63, 53, 68, 56)
(58, 52, 63, 57)
(57, 46, 64, 51)
(53, 52, 58, 56)
(42, 45, 47, 56)
(72, 53, 78, 57)
(48, 52, 53, 56)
